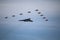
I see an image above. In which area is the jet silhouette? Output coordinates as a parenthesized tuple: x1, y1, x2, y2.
(40, 14, 43, 16)
(12, 15, 15, 17)
(38, 12, 41, 14)
(5, 17, 8, 19)
(43, 17, 46, 19)
(19, 13, 23, 15)
(45, 19, 48, 21)
(18, 18, 33, 22)
(28, 11, 31, 13)
(35, 9, 39, 11)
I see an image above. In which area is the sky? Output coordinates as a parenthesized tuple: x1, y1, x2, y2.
(0, 0, 60, 40)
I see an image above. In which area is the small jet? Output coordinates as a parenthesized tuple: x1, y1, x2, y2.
(28, 11, 31, 13)
(43, 17, 46, 19)
(45, 19, 48, 21)
(40, 14, 43, 16)
(19, 13, 23, 15)
(5, 17, 8, 19)
(12, 15, 15, 17)
(35, 9, 39, 11)
(18, 18, 33, 22)
(38, 12, 41, 14)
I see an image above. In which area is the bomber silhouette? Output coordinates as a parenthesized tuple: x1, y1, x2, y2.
(18, 18, 33, 22)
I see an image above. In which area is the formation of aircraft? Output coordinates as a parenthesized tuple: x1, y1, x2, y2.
(3, 9, 48, 22)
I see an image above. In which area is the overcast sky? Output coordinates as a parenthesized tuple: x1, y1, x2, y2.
(0, 0, 60, 28)
(0, 0, 60, 40)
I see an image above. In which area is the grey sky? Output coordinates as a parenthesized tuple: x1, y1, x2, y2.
(0, 0, 60, 40)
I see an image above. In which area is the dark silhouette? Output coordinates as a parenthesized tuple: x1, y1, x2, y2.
(45, 19, 48, 21)
(38, 12, 41, 14)
(43, 17, 46, 19)
(40, 14, 43, 16)
(19, 13, 23, 15)
(18, 18, 33, 22)
(5, 17, 8, 19)
(28, 11, 31, 13)
(35, 9, 39, 11)
(12, 15, 15, 17)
